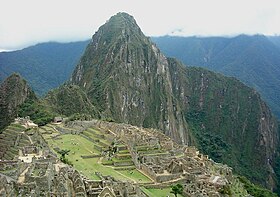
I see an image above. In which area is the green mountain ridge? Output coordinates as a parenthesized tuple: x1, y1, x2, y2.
(152, 35, 280, 119)
(1, 35, 280, 122)
(0, 40, 89, 96)
(70, 13, 189, 143)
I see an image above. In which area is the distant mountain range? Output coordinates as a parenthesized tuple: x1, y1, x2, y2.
(152, 35, 280, 118)
(0, 40, 89, 96)
(1, 35, 280, 119)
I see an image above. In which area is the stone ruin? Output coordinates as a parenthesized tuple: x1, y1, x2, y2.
(0, 162, 147, 197)
(84, 173, 146, 197)
(21, 146, 39, 156)
(14, 117, 38, 129)
(0, 119, 250, 196)
(71, 119, 237, 196)
(0, 121, 147, 196)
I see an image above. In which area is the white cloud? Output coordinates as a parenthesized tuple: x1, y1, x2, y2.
(1, 0, 280, 50)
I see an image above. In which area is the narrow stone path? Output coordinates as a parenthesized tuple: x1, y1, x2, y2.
(17, 166, 30, 184)
(26, 135, 33, 144)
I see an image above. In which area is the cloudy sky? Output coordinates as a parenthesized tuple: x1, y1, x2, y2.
(1, 0, 280, 51)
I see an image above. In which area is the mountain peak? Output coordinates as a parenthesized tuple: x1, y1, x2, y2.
(71, 12, 150, 83)
(7, 72, 22, 80)
(105, 12, 139, 30)
(110, 12, 136, 23)
(90, 12, 145, 47)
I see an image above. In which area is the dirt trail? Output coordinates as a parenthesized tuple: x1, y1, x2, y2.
(17, 166, 30, 184)
(26, 135, 33, 144)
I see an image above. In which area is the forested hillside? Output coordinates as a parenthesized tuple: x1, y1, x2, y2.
(153, 35, 280, 118)
(0, 40, 89, 96)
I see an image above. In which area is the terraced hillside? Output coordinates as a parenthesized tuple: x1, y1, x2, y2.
(0, 124, 32, 160)
(37, 119, 256, 196)
(39, 123, 152, 183)
(0, 119, 276, 196)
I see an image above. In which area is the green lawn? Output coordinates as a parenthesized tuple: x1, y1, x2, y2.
(44, 133, 152, 183)
(141, 187, 184, 197)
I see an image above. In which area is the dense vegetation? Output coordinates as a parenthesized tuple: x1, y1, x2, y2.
(153, 35, 280, 119)
(1, 35, 280, 119)
(0, 41, 89, 96)
(238, 176, 277, 197)
(268, 36, 280, 49)
(1, 35, 280, 118)
(44, 84, 99, 117)
(18, 99, 55, 126)
(167, 61, 278, 187)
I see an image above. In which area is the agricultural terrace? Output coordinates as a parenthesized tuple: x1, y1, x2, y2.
(39, 124, 152, 183)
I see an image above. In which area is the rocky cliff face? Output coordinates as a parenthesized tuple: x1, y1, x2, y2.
(0, 73, 36, 130)
(69, 13, 279, 189)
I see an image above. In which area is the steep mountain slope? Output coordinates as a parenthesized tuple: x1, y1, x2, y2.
(45, 84, 99, 117)
(71, 13, 189, 143)
(0, 73, 37, 130)
(168, 60, 278, 187)
(0, 40, 89, 95)
(66, 12, 279, 190)
(152, 35, 280, 118)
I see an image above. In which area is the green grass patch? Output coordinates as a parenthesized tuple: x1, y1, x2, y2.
(117, 169, 151, 183)
(141, 187, 184, 197)
(118, 149, 129, 154)
(44, 133, 152, 183)
(88, 128, 106, 135)
(112, 157, 132, 163)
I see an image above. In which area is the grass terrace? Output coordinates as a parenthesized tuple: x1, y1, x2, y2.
(0, 125, 31, 160)
(43, 130, 152, 183)
(141, 187, 184, 197)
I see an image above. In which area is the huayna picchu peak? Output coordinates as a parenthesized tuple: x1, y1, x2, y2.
(71, 13, 188, 144)
(0, 12, 279, 196)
